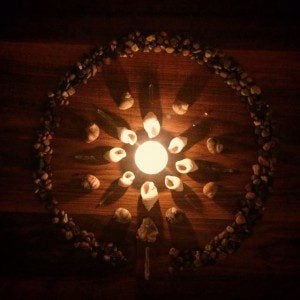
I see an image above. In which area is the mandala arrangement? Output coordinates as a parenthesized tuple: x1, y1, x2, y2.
(33, 31, 277, 274)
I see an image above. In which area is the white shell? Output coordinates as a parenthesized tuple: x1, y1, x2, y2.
(165, 175, 183, 191)
(137, 217, 158, 243)
(114, 207, 132, 224)
(103, 147, 126, 162)
(141, 181, 158, 211)
(175, 158, 198, 174)
(117, 127, 137, 145)
(86, 123, 100, 143)
(118, 171, 135, 187)
(119, 92, 134, 110)
(165, 207, 185, 224)
(172, 100, 189, 115)
(82, 174, 100, 190)
(168, 136, 188, 154)
(143, 112, 160, 138)
(206, 137, 224, 154)
(203, 182, 218, 199)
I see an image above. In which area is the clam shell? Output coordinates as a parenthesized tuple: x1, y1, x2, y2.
(141, 181, 158, 211)
(203, 182, 218, 199)
(168, 136, 188, 154)
(114, 207, 132, 224)
(117, 127, 137, 145)
(86, 123, 100, 143)
(104, 147, 126, 162)
(118, 171, 135, 187)
(143, 112, 160, 138)
(175, 158, 198, 174)
(82, 174, 100, 190)
(165, 175, 183, 191)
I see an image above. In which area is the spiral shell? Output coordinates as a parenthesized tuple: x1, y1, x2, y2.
(119, 92, 134, 110)
(203, 182, 218, 199)
(103, 147, 126, 162)
(175, 158, 198, 174)
(165, 175, 183, 192)
(114, 207, 132, 224)
(141, 181, 158, 211)
(168, 136, 188, 154)
(82, 174, 100, 190)
(137, 218, 158, 243)
(118, 171, 135, 187)
(117, 127, 137, 145)
(165, 207, 186, 224)
(172, 100, 189, 115)
(206, 137, 224, 154)
(85, 123, 100, 143)
(143, 112, 160, 138)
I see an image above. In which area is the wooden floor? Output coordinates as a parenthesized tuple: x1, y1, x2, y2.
(0, 1, 299, 299)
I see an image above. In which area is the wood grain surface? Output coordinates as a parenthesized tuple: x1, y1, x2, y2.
(0, 1, 299, 299)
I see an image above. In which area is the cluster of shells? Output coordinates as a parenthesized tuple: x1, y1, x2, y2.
(33, 31, 276, 270)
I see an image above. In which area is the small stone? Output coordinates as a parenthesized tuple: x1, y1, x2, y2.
(203, 182, 218, 199)
(165, 207, 186, 224)
(250, 85, 261, 95)
(165, 47, 175, 54)
(65, 231, 73, 240)
(206, 137, 223, 154)
(235, 214, 246, 225)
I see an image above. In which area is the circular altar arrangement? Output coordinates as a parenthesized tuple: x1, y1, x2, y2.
(33, 31, 277, 274)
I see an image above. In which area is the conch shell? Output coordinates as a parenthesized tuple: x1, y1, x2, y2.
(143, 112, 160, 138)
(117, 127, 137, 145)
(165, 207, 186, 224)
(82, 174, 100, 190)
(175, 158, 198, 174)
(206, 137, 224, 154)
(119, 92, 134, 110)
(118, 171, 135, 187)
(203, 182, 218, 199)
(172, 100, 189, 115)
(141, 181, 158, 211)
(168, 136, 188, 154)
(85, 123, 100, 143)
(137, 217, 158, 243)
(104, 147, 126, 162)
(165, 175, 183, 191)
(114, 207, 132, 224)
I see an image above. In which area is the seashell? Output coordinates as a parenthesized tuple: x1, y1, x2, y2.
(118, 171, 135, 187)
(82, 174, 100, 190)
(85, 123, 100, 143)
(114, 207, 132, 224)
(203, 182, 218, 199)
(103, 147, 126, 162)
(165, 207, 186, 224)
(117, 127, 137, 145)
(206, 137, 224, 154)
(137, 217, 158, 243)
(119, 92, 134, 110)
(141, 181, 158, 211)
(175, 158, 198, 174)
(172, 100, 189, 115)
(143, 112, 160, 138)
(168, 136, 188, 154)
(165, 175, 183, 192)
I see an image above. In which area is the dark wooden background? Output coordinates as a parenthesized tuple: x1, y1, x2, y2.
(0, 1, 299, 299)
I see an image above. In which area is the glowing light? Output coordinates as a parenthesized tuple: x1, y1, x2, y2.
(135, 141, 168, 174)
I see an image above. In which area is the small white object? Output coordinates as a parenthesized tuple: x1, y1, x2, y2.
(118, 171, 135, 187)
(117, 127, 137, 145)
(175, 158, 198, 174)
(141, 181, 158, 211)
(119, 92, 134, 110)
(172, 100, 189, 115)
(143, 112, 160, 138)
(168, 136, 188, 154)
(165, 175, 184, 191)
(104, 147, 126, 162)
(86, 123, 100, 143)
